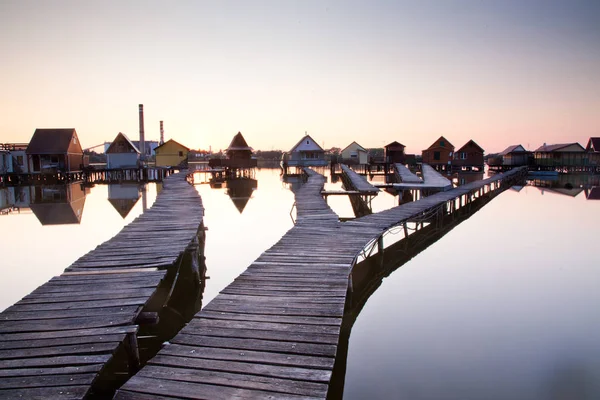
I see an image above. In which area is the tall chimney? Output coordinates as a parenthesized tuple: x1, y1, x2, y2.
(160, 120, 164, 145)
(139, 104, 146, 160)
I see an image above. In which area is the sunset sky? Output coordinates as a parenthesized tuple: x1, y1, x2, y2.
(1, 0, 598, 154)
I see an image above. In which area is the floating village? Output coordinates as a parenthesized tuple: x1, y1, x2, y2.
(0, 105, 599, 399)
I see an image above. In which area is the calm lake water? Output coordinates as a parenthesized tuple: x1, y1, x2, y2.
(0, 168, 598, 399)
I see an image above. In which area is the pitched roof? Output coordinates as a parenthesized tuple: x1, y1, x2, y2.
(341, 141, 367, 153)
(26, 128, 79, 154)
(499, 144, 528, 156)
(290, 134, 324, 153)
(227, 132, 253, 152)
(586, 187, 600, 200)
(534, 143, 585, 152)
(30, 198, 85, 225)
(106, 132, 140, 154)
(586, 137, 600, 152)
(154, 138, 190, 151)
(385, 141, 406, 149)
(457, 140, 484, 153)
(108, 198, 140, 218)
(425, 136, 454, 151)
(227, 178, 257, 213)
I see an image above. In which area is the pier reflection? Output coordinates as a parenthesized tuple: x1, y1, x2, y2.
(328, 183, 506, 399)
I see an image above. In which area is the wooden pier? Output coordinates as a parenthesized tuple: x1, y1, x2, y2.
(0, 171, 205, 399)
(115, 167, 527, 399)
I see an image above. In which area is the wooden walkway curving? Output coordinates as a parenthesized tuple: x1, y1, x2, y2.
(115, 167, 526, 400)
(0, 171, 204, 399)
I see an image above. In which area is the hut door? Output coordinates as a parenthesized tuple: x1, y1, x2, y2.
(32, 156, 40, 172)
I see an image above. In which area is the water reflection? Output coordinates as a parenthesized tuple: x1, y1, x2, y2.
(30, 183, 88, 225)
(341, 183, 600, 400)
(226, 178, 258, 213)
(0, 183, 158, 311)
(108, 183, 142, 218)
(329, 184, 500, 399)
(584, 187, 600, 200)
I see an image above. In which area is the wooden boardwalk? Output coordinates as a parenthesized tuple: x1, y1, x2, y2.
(116, 167, 526, 400)
(0, 171, 204, 399)
(394, 163, 422, 184)
(339, 164, 379, 194)
(384, 163, 453, 190)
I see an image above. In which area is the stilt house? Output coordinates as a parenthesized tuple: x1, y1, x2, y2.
(106, 133, 140, 169)
(341, 142, 369, 165)
(155, 139, 190, 167)
(385, 141, 406, 163)
(453, 140, 484, 170)
(286, 134, 327, 166)
(26, 128, 85, 172)
(534, 143, 586, 167)
(586, 137, 600, 167)
(422, 136, 454, 170)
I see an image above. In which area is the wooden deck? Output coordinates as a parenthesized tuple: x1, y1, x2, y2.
(116, 167, 527, 400)
(339, 164, 380, 194)
(0, 171, 204, 399)
(394, 163, 422, 184)
(384, 163, 453, 190)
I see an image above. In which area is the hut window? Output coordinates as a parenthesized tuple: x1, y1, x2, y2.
(440, 140, 445, 147)
(179, 151, 183, 156)
(434, 151, 441, 161)
(73, 137, 77, 144)
(306, 140, 309, 145)
(16, 155, 23, 166)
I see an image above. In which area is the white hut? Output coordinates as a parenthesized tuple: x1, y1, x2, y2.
(106, 133, 140, 169)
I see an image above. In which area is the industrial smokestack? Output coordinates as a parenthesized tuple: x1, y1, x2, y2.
(139, 104, 146, 160)
(160, 120, 164, 145)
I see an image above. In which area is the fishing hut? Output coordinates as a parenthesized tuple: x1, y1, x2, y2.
(207, 132, 257, 181)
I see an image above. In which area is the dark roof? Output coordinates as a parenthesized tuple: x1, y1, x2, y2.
(227, 178, 257, 213)
(534, 143, 585, 152)
(227, 132, 253, 152)
(499, 144, 528, 156)
(290, 134, 324, 153)
(586, 187, 600, 200)
(586, 137, 600, 152)
(385, 141, 406, 149)
(457, 140, 484, 153)
(26, 128, 80, 154)
(106, 132, 140, 154)
(341, 141, 367, 153)
(425, 136, 454, 151)
(30, 198, 85, 225)
(154, 138, 190, 151)
(108, 198, 140, 218)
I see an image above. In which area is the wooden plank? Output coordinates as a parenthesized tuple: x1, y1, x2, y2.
(0, 305, 141, 321)
(0, 315, 135, 333)
(149, 354, 332, 383)
(0, 386, 90, 399)
(0, 373, 96, 389)
(117, 375, 320, 400)
(0, 333, 125, 351)
(136, 364, 328, 397)
(0, 354, 111, 369)
(0, 364, 103, 378)
(0, 342, 120, 360)
(0, 326, 137, 342)
(170, 334, 337, 357)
